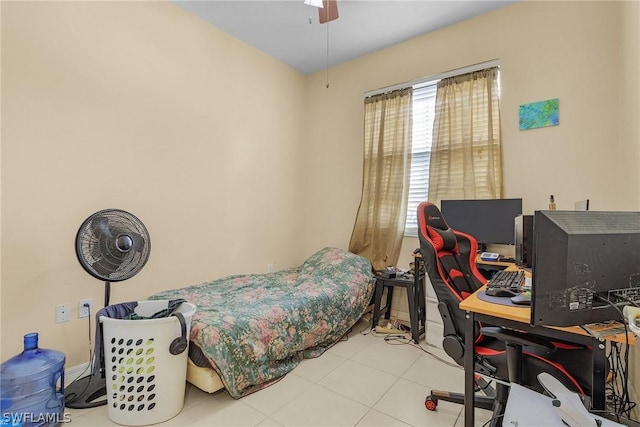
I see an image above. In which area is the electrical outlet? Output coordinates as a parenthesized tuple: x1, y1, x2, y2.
(56, 304, 70, 323)
(267, 263, 275, 273)
(79, 299, 93, 318)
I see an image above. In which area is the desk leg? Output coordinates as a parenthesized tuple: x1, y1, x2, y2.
(417, 274, 426, 334)
(407, 280, 419, 343)
(372, 280, 384, 329)
(385, 287, 394, 321)
(413, 267, 426, 343)
(591, 338, 607, 412)
(464, 310, 475, 427)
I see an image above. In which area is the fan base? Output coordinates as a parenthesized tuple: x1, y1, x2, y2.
(64, 374, 107, 409)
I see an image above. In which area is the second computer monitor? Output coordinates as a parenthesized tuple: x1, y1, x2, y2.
(531, 209, 640, 327)
(515, 214, 534, 268)
(440, 198, 523, 247)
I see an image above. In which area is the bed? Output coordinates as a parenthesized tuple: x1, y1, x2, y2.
(148, 247, 375, 398)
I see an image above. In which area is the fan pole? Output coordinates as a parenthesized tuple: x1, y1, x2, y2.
(104, 281, 111, 307)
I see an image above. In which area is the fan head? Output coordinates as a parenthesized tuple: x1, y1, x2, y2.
(76, 209, 151, 282)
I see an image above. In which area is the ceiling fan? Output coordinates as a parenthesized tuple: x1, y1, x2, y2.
(305, 0, 339, 24)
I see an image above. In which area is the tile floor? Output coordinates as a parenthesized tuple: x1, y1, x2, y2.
(66, 319, 493, 426)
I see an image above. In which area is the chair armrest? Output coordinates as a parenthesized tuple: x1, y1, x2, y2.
(480, 326, 555, 352)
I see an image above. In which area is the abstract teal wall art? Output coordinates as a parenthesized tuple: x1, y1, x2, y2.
(519, 98, 559, 130)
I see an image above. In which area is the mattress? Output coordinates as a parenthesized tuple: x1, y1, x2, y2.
(150, 247, 375, 398)
(186, 359, 224, 394)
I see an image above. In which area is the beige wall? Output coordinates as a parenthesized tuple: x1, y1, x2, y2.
(302, 1, 639, 260)
(301, 0, 639, 402)
(2, 0, 639, 399)
(619, 0, 640, 414)
(1, 1, 308, 363)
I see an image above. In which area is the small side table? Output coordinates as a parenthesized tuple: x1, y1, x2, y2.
(372, 255, 426, 343)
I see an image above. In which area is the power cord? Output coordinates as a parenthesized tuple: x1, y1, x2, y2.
(606, 342, 636, 420)
(619, 294, 639, 307)
(338, 326, 353, 342)
(592, 294, 635, 420)
(481, 413, 503, 427)
(64, 303, 94, 405)
(358, 317, 462, 369)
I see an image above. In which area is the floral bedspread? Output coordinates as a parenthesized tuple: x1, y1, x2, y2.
(149, 247, 374, 398)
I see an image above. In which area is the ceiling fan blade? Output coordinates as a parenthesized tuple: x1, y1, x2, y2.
(319, 0, 338, 24)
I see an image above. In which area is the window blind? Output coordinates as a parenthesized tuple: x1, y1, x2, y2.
(405, 83, 437, 236)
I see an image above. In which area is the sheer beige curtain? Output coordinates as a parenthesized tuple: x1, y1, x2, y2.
(349, 88, 413, 270)
(428, 67, 502, 205)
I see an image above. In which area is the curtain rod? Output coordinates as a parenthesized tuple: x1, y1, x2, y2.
(364, 59, 500, 98)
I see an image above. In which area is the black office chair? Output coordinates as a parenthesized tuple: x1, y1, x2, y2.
(417, 201, 595, 422)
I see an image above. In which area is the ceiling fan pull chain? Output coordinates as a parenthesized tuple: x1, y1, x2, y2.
(325, 13, 330, 88)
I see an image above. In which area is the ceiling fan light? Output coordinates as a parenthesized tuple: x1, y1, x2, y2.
(304, 0, 323, 8)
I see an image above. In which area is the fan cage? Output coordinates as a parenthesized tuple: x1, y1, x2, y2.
(76, 209, 151, 282)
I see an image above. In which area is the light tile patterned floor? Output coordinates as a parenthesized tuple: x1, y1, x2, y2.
(66, 319, 493, 426)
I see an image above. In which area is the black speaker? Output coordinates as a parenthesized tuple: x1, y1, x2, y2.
(515, 214, 533, 268)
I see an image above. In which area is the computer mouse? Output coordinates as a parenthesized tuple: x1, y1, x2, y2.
(485, 288, 520, 297)
(510, 293, 531, 305)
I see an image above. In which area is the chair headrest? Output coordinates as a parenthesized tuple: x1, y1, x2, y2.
(418, 202, 458, 253)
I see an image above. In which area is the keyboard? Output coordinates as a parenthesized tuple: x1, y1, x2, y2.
(485, 270, 526, 297)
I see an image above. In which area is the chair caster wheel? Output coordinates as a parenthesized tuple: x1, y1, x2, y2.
(425, 395, 438, 411)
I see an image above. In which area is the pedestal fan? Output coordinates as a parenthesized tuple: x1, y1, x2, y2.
(65, 209, 151, 409)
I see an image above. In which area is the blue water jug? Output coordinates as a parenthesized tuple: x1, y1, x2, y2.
(0, 333, 66, 427)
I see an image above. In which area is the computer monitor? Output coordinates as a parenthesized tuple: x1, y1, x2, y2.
(440, 198, 523, 248)
(514, 214, 533, 268)
(531, 210, 640, 327)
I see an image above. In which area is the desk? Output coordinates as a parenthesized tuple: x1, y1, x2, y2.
(460, 263, 634, 427)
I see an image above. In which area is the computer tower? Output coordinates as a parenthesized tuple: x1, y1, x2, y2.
(515, 214, 533, 268)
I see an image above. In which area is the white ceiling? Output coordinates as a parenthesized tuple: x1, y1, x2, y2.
(171, 0, 517, 74)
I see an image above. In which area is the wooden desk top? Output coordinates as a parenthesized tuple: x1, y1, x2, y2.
(460, 284, 532, 323)
(461, 261, 635, 345)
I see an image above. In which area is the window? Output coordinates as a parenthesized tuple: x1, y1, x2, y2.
(404, 65, 502, 236)
(362, 61, 501, 237)
(404, 83, 437, 236)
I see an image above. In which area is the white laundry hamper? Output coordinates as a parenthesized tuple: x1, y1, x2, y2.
(100, 300, 196, 426)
